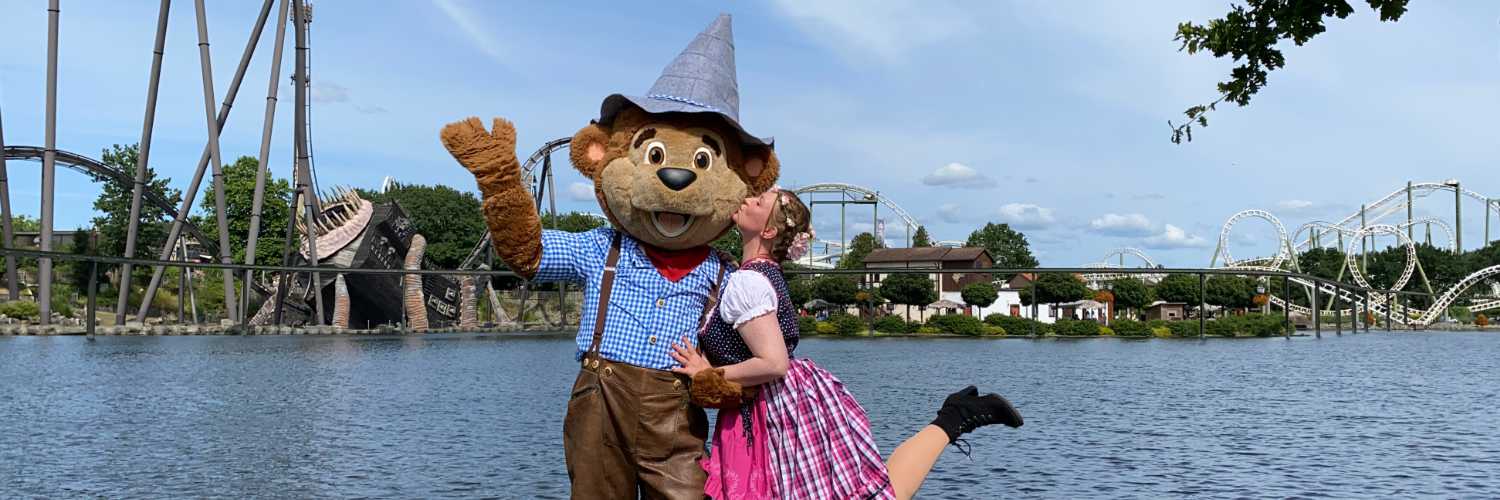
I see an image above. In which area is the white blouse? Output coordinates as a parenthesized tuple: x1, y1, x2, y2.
(718, 270, 778, 328)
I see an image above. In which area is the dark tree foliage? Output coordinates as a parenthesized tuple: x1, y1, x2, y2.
(1170, 0, 1409, 143)
(1154, 274, 1202, 305)
(359, 183, 486, 269)
(966, 222, 1039, 280)
(783, 262, 813, 308)
(838, 232, 881, 270)
(541, 212, 610, 233)
(711, 227, 743, 261)
(1020, 273, 1089, 308)
(92, 144, 180, 284)
(912, 226, 933, 247)
(195, 156, 293, 266)
(813, 274, 860, 305)
(1109, 278, 1151, 312)
(881, 272, 938, 317)
(1206, 275, 1257, 311)
(64, 228, 106, 291)
(961, 282, 999, 315)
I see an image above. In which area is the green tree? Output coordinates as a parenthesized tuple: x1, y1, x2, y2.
(1110, 278, 1150, 317)
(64, 228, 105, 291)
(961, 282, 998, 316)
(783, 262, 813, 308)
(92, 144, 181, 284)
(881, 272, 938, 318)
(194, 156, 293, 266)
(1205, 275, 1256, 314)
(966, 222, 1038, 280)
(1029, 273, 1089, 311)
(838, 232, 881, 269)
(912, 226, 933, 247)
(813, 274, 859, 306)
(542, 211, 610, 233)
(1170, 0, 1409, 143)
(1155, 274, 1202, 305)
(711, 227, 743, 261)
(9, 214, 40, 232)
(359, 183, 486, 269)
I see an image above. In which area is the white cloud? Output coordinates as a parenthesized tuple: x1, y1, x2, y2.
(312, 82, 350, 103)
(936, 203, 965, 223)
(994, 203, 1055, 230)
(1142, 224, 1208, 249)
(922, 163, 996, 189)
(566, 182, 595, 202)
(769, 0, 977, 63)
(1277, 199, 1315, 211)
(434, 0, 511, 66)
(1089, 213, 1154, 237)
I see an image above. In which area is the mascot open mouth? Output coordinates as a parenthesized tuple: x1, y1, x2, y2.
(651, 211, 695, 238)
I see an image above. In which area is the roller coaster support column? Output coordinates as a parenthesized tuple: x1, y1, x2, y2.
(291, 0, 324, 325)
(1407, 181, 1414, 242)
(1198, 273, 1205, 339)
(1311, 279, 1320, 338)
(1485, 198, 1491, 245)
(116, 0, 172, 326)
(137, 0, 273, 323)
(0, 107, 17, 300)
(1454, 181, 1461, 253)
(39, 0, 60, 325)
(1364, 291, 1371, 333)
(1335, 284, 1342, 335)
(193, 0, 248, 323)
(86, 261, 97, 340)
(243, 0, 292, 327)
(1360, 205, 1368, 275)
(1282, 277, 1290, 339)
(1385, 292, 1392, 331)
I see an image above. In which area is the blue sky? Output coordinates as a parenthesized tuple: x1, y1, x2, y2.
(1, 1, 1497, 267)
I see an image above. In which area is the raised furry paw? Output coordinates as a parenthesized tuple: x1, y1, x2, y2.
(440, 117, 517, 176)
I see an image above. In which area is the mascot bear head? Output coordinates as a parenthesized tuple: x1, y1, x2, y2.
(567, 14, 778, 251)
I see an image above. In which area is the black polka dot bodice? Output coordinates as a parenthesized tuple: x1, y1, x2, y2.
(699, 259, 800, 367)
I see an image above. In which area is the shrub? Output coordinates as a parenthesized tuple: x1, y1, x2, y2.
(926, 314, 984, 336)
(1150, 326, 1172, 337)
(1476, 314, 1489, 327)
(1242, 313, 1292, 337)
(1204, 318, 1236, 337)
(814, 322, 836, 335)
(1166, 320, 1200, 337)
(985, 314, 1052, 336)
(832, 314, 867, 336)
(1098, 326, 1115, 336)
(1054, 319, 1101, 336)
(982, 325, 1007, 336)
(1111, 319, 1151, 337)
(797, 316, 817, 336)
(0, 300, 40, 320)
(915, 326, 942, 334)
(873, 315, 910, 334)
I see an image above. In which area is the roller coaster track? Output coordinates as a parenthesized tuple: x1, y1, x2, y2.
(4, 145, 218, 256)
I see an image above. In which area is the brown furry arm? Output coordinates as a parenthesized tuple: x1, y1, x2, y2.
(690, 368, 760, 409)
(440, 117, 542, 279)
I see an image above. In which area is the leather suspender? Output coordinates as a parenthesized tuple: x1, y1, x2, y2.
(584, 234, 731, 367)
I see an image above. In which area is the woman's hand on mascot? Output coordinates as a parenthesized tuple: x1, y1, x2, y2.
(439, 116, 516, 176)
(669, 336, 711, 377)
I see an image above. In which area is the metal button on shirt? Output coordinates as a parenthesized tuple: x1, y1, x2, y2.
(648, 335, 658, 345)
(656, 298, 666, 308)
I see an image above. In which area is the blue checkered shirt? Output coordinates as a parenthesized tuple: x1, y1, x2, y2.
(534, 227, 731, 370)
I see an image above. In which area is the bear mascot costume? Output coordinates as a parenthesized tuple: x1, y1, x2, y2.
(440, 14, 778, 498)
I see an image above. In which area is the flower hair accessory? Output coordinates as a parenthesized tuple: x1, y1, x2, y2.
(786, 229, 814, 261)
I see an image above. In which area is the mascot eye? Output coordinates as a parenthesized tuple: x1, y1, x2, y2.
(646, 142, 666, 165)
(693, 147, 713, 169)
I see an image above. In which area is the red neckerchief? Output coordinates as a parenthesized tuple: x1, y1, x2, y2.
(639, 244, 711, 283)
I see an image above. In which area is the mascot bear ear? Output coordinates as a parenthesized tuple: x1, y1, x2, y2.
(741, 145, 780, 195)
(569, 122, 612, 179)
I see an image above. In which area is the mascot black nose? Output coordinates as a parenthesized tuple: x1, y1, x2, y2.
(657, 168, 697, 191)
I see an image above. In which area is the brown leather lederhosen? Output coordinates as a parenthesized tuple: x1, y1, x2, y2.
(563, 233, 729, 499)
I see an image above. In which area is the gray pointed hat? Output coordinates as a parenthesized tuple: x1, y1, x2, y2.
(599, 14, 771, 147)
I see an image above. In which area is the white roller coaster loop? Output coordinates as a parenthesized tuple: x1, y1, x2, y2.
(1344, 224, 1417, 293)
(1398, 217, 1456, 251)
(1215, 209, 1292, 270)
(1082, 248, 1165, 283)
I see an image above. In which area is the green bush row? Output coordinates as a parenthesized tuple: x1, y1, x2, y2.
(0, 300, 40, 320)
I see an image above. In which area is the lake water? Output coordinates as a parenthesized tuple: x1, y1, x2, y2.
(3, 332, 1498, 498)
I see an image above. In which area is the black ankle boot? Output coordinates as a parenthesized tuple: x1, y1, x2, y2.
(931, 385, 1023, 443)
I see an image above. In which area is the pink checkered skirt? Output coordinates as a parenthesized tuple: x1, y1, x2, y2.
(760, 358, 896, 499)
